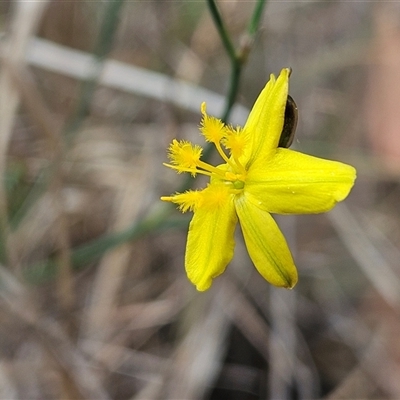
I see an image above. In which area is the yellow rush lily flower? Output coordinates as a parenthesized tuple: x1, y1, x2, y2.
(161, 68, 356, 291)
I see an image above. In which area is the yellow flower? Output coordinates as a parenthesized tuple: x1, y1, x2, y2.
(161, 68, 356, 291)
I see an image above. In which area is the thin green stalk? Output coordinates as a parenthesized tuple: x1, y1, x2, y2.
(248, 0, 267, 36)
(207, 0, 268, 123)
(207, 0, 268, 151)
(206, 0, 240, 123)
(206, 0, 236, 64)
(221, 61, 241, 124)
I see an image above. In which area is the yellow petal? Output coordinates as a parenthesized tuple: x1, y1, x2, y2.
(235, 196, 298, 288)
(246, 148, 356, 214)
(242, 68, 289, 168)
(185, 193, 237, 291)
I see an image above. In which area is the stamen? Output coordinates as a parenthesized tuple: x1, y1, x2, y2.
(163, 163, 213, 177)
(214, 141, 230, 164)
(200, 102, 226, 144)
(231, 154, 246, 176)
(196, 160, 227, 178)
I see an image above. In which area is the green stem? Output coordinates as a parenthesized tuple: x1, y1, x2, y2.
(206, 0, 268, 153)
(221, 60, 241, 124)
(206, 0, 236, 64)
(208, 0, 268, 124)
(206, 0, 241, 124)
(248, 0, 267, 36)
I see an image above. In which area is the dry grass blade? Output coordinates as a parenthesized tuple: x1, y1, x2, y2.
(159, 284, 233, 400)
(0, 266, 110, 399)
(6, 62, 74, 313)
(223, 277, 270, 361)
(115, 283, 188, 331)
(269, 288, 297, 399)
(82, 281, 187, 368)
(0, 361, 18, 399)
(81, 127, 157, 350)
(325, 326, 400, 399)
(19, 37, 249, 125)
(328, 204, 400, 309)
(0, 1, 49, 270)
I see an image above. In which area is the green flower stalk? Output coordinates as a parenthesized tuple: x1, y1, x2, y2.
(162, 69, 356, 291)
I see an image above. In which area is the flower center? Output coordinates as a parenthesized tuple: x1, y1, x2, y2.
(163, 103, 249, 195)
(233, 180, 245, 190)
(223, 169, 246, 190)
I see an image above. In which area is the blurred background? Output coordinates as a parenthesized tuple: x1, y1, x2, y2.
(0, 1, 400, 399)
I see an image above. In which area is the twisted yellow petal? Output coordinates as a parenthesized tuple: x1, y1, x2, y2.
(241, 68, 289, 168)
(245, 148, 356, 214)
(235, 195, 298, 288)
